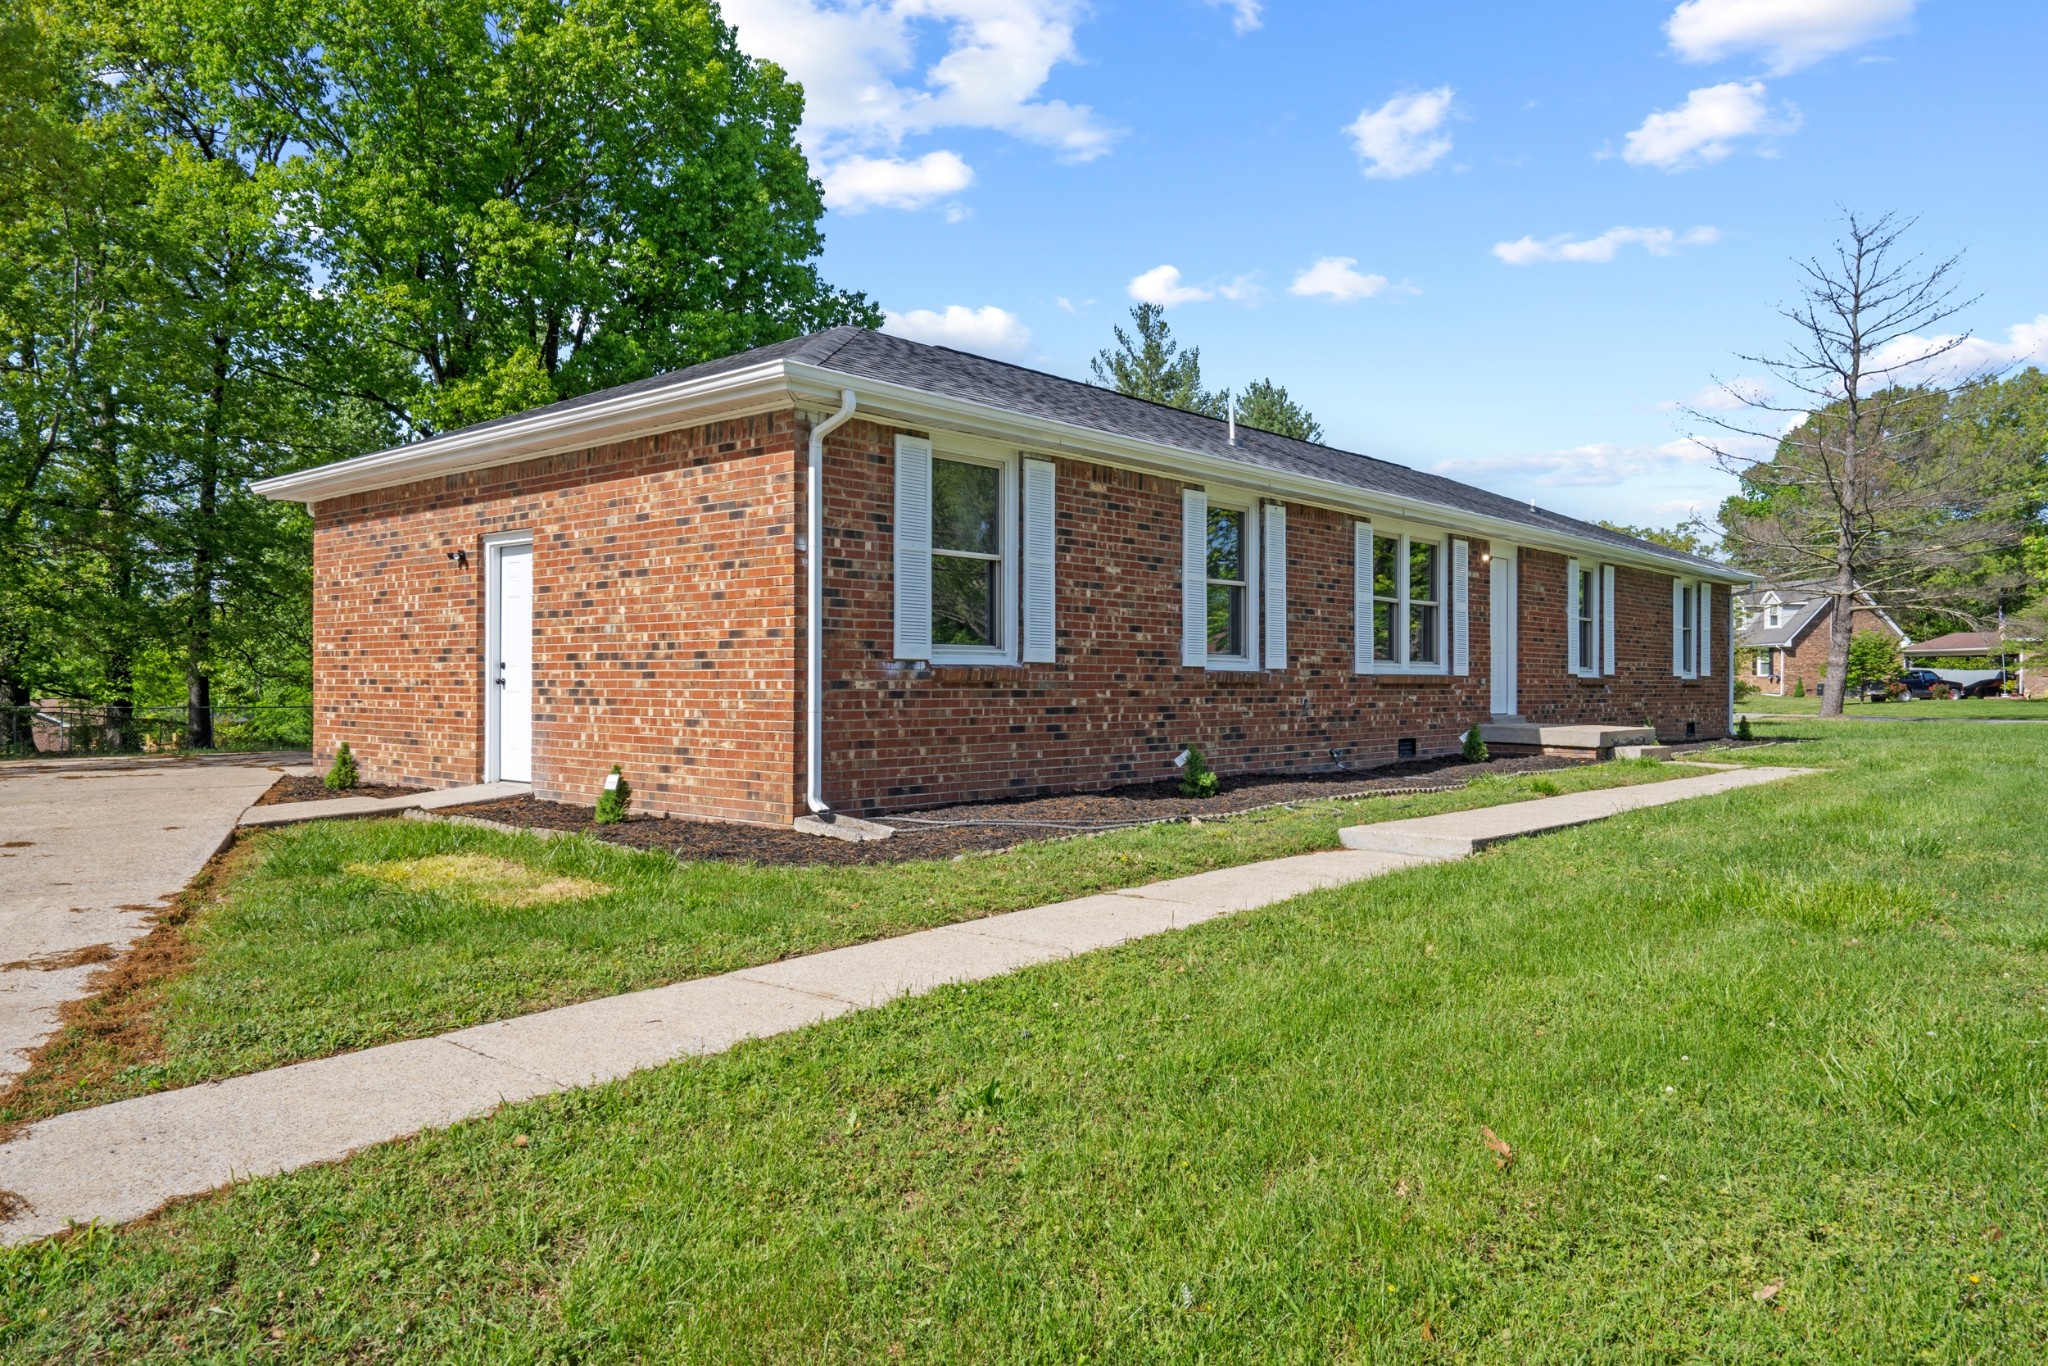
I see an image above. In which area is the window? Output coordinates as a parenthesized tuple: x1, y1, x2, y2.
(1360, 525, 1449, 674)
(1409, 540, 1441, 666)
(1678, 581, 1698, 675)
(930, 457, 1005, 651)
(1575, 564, 1598, 673)
(1755, 650, 1775, 679)
(1206, 505, 1248, 659)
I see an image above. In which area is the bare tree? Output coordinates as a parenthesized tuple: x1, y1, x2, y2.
(1689, 212, 2024, 718)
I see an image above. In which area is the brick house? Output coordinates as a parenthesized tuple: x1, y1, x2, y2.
(1735, 580, 1906, 697)
(255, 328, 1747, 827)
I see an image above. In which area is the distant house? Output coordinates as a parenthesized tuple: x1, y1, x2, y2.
(1900, 630, 2004, 662)
(1736, 580, 1905, 697)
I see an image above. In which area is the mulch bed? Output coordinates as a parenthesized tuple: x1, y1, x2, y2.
(254, 774, 430, 806)
(447, 754, 1590, 867)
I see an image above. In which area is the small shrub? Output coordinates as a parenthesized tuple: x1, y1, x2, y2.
(1462, 727, 1489, 763)
(323, 741, 358, 791)
(594, 764, 632, 823)
(1928, 682, 1953, 701)
(1177, 745, 1219, 799)
(1736, 715, 1754, 741)
(1793, 678, 1805, 698)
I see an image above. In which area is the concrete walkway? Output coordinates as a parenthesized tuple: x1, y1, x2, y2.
(0, 752, 302, 1089)
(237, 780, 533, 828)
(0, 764, 1808, 1245)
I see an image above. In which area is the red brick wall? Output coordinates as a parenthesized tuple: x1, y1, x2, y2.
(1509, 549, 1732, 741)
(808, 423, 1733, 817)
(310, 413, 803, 824)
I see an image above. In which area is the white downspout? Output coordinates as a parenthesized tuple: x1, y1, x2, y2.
(805, 389, 859, 814)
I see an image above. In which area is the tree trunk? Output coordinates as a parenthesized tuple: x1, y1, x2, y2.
(1820, 574, 1855, 719)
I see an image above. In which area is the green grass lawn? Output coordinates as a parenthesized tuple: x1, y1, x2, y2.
(1741, 692, 2044, 720)
(2, 760, 1681, 1123)
(7, 724, 2046, 1361)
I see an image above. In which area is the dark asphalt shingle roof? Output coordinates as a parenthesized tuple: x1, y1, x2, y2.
(418, 326, 1734, 574)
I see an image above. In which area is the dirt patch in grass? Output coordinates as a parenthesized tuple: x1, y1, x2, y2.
(343, 853, 608, 907)
(453, 755, 1592, 867)
(0, 840, 251, 1139)
(254, 774, 428, 806)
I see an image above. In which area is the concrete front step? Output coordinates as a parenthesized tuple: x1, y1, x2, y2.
(1478, 722, 1658, 749)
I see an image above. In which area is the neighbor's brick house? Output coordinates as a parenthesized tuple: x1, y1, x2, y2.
(260, 329, 1745, 827)
(1734, 581, 1906, 698)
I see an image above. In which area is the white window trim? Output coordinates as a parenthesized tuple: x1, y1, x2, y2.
(926, 446, 1020, 667)
(1568, 559, 1606, 678)
(1676, 579, 1700, 679)
(1201, 488, 1261, 672)
(1366, 517, 1452, 677)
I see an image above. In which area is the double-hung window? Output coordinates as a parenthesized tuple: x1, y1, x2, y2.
(1357, 523, 1451, 674)
(930, 457, 1006, 653)
(1206, 504, 1249, 659)
(1567, 558, 1613, 677)
(1672, 577, 1713, 679)
(894, 434, 1056, 666)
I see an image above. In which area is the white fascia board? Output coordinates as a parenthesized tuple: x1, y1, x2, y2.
(780, 362, 1754, 586)
(251, 362, 799, 504)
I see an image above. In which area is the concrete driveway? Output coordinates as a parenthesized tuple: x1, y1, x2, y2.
(0, 752, 302, 1086)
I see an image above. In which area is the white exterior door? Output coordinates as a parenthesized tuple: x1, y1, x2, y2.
(1489, 549, 1518, 716)
(489, 540, 533, 783)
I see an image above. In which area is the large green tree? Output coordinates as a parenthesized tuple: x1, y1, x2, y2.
(250, 0, 878, 435)
(1232, 378, 1322, 443)
(1090, 305, 1224, 416)
(2, 0, 875, 746)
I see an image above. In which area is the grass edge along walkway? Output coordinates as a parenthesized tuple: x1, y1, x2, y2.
(0, 765, 1805, 1247)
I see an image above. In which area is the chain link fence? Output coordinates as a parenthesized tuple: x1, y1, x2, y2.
(1, 703, 313, 758)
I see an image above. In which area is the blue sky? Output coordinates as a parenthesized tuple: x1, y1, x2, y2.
(719, 0, 2048, 532)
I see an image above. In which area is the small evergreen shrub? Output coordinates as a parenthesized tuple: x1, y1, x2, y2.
(1793, 678, 1805, 698)
(323, 741, 358, 791)
(594, 764, 632, 824)
(1462, 727, 1489, 763)
(1736, 716, 1754, 741)
(1177, 745, 1219, 799)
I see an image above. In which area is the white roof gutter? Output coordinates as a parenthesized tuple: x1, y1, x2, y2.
(804, 390, 859, 815)
(253, 355, 1749, 585)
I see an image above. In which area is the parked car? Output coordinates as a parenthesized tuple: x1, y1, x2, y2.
(1860, 669, 1946, 701)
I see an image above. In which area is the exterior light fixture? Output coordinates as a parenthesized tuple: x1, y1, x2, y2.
(447, 549, 469, 568)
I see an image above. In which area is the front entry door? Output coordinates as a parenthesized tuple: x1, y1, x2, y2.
(488, 540, 533, 782)
(1489, 548, 1518, 716)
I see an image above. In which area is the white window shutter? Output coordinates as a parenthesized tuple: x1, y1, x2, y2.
(1181, 488, 1208, 668)
(1354, 522, 1375, 674)
(892, 434, 933, 660)
(1672, 579, 1687, 677)
(1451, 539, 1470, 676)
(1699, 585, 1714, 676)
(1566, 557, 1582, 674)
(1021, 458, 1056, 663)
(1263, 503, 1287, 670)
(1601, 564, 1618, 676)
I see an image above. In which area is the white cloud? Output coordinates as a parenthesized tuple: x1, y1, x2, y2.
(1209, 0, 1262, 34)
(1288, 256, 1390, 301)
(1128, 265, 1214, 308)
(1667, 0, 1918, 73)
(1345, 87, 1456, 180)
(721, 0, 1113, 213)
(1659, 376, 1774, 411)
(1492, 225, 1720, 265)
(1863, 315, 2048, 387)
(881, 305, 1033, 360)
(819, 151, 974, 211)
(1432, 438, 1721, 488)
(1621, 81, 1797, 171)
